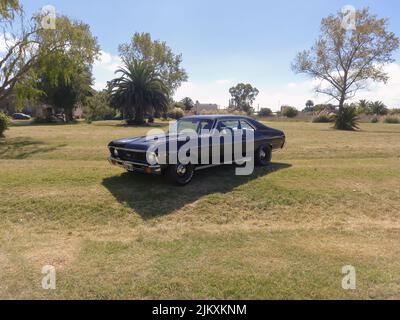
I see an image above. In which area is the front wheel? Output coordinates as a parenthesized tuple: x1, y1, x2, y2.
(255, 145, 272, 166)
(166, 163, 194, 186)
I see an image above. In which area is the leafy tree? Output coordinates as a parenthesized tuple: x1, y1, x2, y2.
(1, 10, 99, 109)
(229, 83, 259, 115)
(84, 90, 115, 121)
(0, 111, 10, 137)
(292, 8, 399, 130)
(0, 0, 20, 20)
(118, 32, 188, 94)
(168, 107, 185, 120)
(39, 62, 94, 122)
(258, 108, 273, 117)
(23, 15, 99, 122)
(180, 97, 194, 112)
(109, 61, 169, 125)
(282, 106, 299, 118)
(368, 101, 388, 116)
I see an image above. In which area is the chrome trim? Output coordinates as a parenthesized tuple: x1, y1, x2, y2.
(109, 146, 147, 153)
(240, 119, 256, 130)
(195, 164, 220, 171)
(194, 157, 252, 171)
(108, 157, 160, 169)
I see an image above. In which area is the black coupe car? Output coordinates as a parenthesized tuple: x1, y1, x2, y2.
(108, 115, 285, 185)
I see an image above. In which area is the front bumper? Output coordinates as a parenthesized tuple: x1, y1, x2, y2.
(108, 157, 162, 175)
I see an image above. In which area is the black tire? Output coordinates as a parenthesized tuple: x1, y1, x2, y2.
(255, 145, 272, 166)
(166, 163, 194, 186)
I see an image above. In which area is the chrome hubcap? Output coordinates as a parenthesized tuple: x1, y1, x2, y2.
(176, 164, 187, 176)
(260, 149, 266, 159)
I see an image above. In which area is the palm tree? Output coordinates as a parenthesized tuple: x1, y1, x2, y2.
(369, 101, 388, 116)
(304, 100, 314, 112)
(333, 106, 360, 131)
(357, 99, 370, 115)
(109, 61, 169, 125)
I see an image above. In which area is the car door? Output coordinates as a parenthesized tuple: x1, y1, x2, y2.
(239, 119, 256, 161)
(197, 119, 214, 165)
(215, 119, 240, 164)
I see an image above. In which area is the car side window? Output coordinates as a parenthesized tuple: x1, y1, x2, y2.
(198, 120, 213, 133)
(240, 120, 255, 130)
(217, 120, 240, 131)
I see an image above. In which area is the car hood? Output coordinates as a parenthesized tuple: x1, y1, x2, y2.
(109, 134, 177, 151)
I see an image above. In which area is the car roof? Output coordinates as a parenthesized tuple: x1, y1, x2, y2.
(181, 115, 252, 121)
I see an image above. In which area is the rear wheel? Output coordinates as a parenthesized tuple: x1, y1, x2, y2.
(166, 163, 194, 186)
(255, 145, 272, 166)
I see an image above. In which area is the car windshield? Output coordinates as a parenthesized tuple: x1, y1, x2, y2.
(172, 119, 213, 134)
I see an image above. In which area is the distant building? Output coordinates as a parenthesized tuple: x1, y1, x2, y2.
(195, 101, 219, 114)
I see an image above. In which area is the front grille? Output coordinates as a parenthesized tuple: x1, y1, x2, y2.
(110, 147, 147, 163)
(119, 150, 147, 163)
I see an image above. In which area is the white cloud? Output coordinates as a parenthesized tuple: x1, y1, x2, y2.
(353, 63, 400, 108)
(215, 79, 233, 85)
(175, 81, 232, 106)
(92, 50, 122, 91)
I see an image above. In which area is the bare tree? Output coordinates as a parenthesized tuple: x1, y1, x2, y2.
(292, 8, 399, 129)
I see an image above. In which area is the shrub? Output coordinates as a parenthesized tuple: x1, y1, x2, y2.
(258, 108, 273, 117)
(282, 106, 298, 118)
(0, 112, 11, 137)
(333, 106, 359, 130)
(370, 115, 379, 123)
(389, 108, 400, 115)
(168, 107, 185, 120)
(383, 115, 400, 124)
(314, 104, 336, 113)
(312, 110, 334, 123)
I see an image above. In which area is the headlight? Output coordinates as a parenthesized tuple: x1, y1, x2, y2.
(146, 152, 158, 165)
(113, 148, 119, 157)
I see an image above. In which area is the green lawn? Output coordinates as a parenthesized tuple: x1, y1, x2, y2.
(1, 120, 400, 299)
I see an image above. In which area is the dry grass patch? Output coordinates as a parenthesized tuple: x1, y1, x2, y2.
(1, 121, 400, 299)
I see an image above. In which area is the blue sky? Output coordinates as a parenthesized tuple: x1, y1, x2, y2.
(23, 0, 400, 110)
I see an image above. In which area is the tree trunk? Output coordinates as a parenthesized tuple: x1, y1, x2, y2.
(133, 106, 145, 125)
(65, 107, 74, 122)
(335, 92, 348, 130)
(338, 95, 346, 111)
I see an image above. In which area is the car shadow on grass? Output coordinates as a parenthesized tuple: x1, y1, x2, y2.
(102, 162, 291, 219)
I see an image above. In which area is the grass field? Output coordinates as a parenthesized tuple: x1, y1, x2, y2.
(1, 120, 400, 299)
